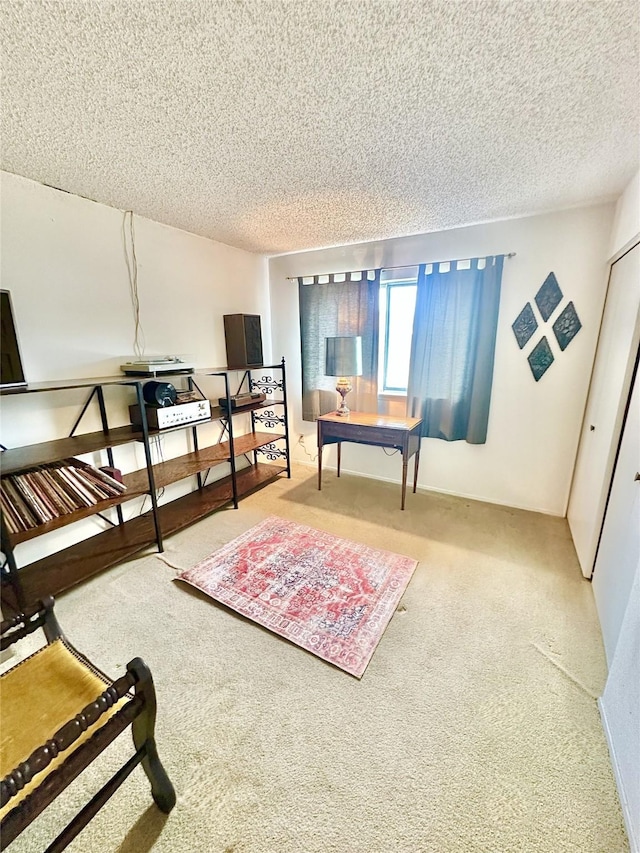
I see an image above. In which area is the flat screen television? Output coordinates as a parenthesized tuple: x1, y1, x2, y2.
(1, 290, 27, 389)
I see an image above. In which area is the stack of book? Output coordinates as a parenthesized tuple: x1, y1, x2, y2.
(0, 459, 127, 535)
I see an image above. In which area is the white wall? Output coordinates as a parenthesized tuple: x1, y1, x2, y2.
(0, 171, 270, 564)
(269, 204, 614, 516)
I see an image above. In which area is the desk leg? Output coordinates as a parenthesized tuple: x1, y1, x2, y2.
(413, 449, 420, 493)
(401, 456, 408, 510)
(337, 443, 341, 478)
(318, 444, 323, 490)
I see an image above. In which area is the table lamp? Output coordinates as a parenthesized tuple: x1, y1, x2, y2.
(325, 336, 363, 417)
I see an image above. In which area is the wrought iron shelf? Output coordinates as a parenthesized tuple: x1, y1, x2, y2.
(1, 360, 291, 611)
(14, 462, 287, 605)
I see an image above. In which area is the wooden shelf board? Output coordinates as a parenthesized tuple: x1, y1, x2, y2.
(14, 463, 286, 605)
(126, 446, 231, 492)
(0, 375, 143, 396)
(232, 431, 285, 456)
(196, 364, 284, 374)
(234, 462, 287, 497)
(0, 427, 144, 474)
(143, 462, 286, 538)
(125, 434, 285, 491)
(154, 478, 235, 536)
(16, 514, 158, 605)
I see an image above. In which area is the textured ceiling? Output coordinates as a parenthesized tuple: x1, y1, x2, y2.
(1, 1, 638, 255)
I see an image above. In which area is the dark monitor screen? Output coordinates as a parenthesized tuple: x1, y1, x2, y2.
(1, 290, 27, 388)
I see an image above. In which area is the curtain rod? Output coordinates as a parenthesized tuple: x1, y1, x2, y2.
(285, 252, 516, 280)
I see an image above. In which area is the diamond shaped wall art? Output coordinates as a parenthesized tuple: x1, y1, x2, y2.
(527, 336, 555, 382)
(535, 272, 563, 321)
(512, 302, 538, 349)
(552, 301, 582, 351)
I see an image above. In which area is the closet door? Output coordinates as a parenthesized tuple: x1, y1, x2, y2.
(568, 242, 640, 577)
(592, 357, 640, 663)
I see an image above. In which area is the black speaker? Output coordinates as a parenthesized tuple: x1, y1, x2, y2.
(223, 314, 263, 369)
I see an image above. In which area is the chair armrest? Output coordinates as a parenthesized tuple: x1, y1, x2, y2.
(1, 596, 62, 652)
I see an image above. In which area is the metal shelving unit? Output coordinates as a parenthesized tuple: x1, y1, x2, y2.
(0, 360, 290, 610)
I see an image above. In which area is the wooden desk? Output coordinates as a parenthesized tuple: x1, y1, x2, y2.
(317, 412, 423, 510)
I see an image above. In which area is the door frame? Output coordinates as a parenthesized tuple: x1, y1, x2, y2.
(567, 238, 640, 578)
(592, 341, 640, 577)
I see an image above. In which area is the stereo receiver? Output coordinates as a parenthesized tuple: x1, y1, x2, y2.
(130, 399, 211, 429)
(218, 392, 266, 410)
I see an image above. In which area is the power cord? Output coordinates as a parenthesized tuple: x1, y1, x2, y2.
(139, 435, 165, 514)
(122, 210, 145, 358)
(297, 433, 318, 463)
(296, 434, 397, 463)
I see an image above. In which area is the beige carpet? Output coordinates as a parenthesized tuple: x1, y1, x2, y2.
(4, 464, 628, 852)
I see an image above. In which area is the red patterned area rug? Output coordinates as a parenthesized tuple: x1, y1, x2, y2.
(177, 516, 418, 678)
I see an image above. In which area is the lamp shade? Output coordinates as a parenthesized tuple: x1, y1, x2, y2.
(325, 336, 363, 377)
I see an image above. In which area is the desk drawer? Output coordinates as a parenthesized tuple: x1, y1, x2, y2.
(320, 421, 405, 449)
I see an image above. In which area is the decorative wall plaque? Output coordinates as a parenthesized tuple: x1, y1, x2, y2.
(512, 302, 538, 349)
(527, 336, 555, 382)
(535, 272, 563, 322)
(552, 301, 582, 351)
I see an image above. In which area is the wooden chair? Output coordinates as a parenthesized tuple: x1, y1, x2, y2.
(0, 597, 176, 851)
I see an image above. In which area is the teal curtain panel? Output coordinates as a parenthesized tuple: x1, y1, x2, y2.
(406, 256, 504, 444)
(298, 271, 380, 422)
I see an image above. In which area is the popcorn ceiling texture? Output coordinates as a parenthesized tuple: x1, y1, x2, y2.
(1, 0, 638, 255)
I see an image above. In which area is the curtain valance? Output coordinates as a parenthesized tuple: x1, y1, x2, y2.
(297, 270, 380, 286)
(293, 254, 512, 284)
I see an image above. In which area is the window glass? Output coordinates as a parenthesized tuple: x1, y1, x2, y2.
(379, 273, 418, 393)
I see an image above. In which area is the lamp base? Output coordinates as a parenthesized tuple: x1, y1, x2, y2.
(335, 377, 352, 417)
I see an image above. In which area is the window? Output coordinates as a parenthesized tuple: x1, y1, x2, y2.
(299, 256, 503, 440)
(378, 267, 418, 394)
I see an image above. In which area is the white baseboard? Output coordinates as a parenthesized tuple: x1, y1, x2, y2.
(297, 459, 563, 517)
(598, 697, 639, 853)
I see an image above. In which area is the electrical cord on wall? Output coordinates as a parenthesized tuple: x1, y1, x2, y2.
(122, 210, 145, 358)
(139, 435, 165, 515)
(298, 433, 318, 462)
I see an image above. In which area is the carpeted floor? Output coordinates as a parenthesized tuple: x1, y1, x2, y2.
(4, 464, 628, 852)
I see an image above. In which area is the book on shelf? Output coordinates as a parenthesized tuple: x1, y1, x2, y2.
(2, 479, 39, 530)
(12, 474, 53, 524)
(48, 467, 88, 510)
(39, 469, 77, 514)
(91, 465, 126, 492)
(56, 467, 98, 507)
(70, 465, 121, 500)
(25, 471, 59, 519)
(0, 488, 26, 534)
